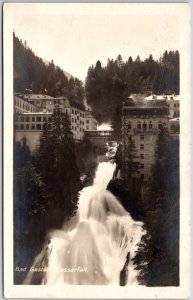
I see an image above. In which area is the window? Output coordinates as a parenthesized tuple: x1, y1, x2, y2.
(86, 120, 89, 123)
(20, 116, 24, 122)
(32, 124, 35, 130)
(72, 126, 74, 130)
(140, 135, 144, 140)
(137, 122, 141, 129)
(143, 123, 147, 130)
(21, 124, 24, 130)
(149, 121, 152, 129)
(158, 121, 162, 129)
(37, 124, 41, 130)
(26, 124, 30, 130)
(72, 118, 74, 122)
(140, 154, 144, 159)
(140, 174, 144, 180)
(75, 127, 77, 131)
(32, 117, 35, 122)
(140, 163, 144, 169)
(170, 124, 175, 131)
(140, 144, 144, 150)
(37, 117, 41, 122)
(127, 122, 132, 129)
(26, 117, 30, 122)
(86, 125, 89, 130)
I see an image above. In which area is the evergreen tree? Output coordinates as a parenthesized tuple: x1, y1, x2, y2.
(35, 105, 81, 229)
(85, 50, 180, 127)
(13, 33, 85, 103)
(123, 137, 140, 183)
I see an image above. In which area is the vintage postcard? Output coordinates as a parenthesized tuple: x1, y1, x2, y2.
(3, 3, 191, 299)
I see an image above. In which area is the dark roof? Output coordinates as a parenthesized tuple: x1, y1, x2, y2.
(123, 107, 169, 116)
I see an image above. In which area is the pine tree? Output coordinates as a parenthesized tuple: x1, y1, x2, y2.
(124, 137, 140, 182)
(36, 105, 81, 229)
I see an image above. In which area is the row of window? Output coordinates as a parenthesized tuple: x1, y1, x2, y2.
(15, 123, 87, 132)
(71, 126, 84, 132)
(15, 116, 51, 123)
(71, 118, 85, 126)
(15, 101, 37, 113)
(15, 115, 92, 125)
(15, 124, 44, 130)
(126, 120, 166, 130)
(71, 109, 85, 118)
(125, 143, 144, 150)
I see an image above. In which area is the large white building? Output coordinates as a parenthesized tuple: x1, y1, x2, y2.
(122, 95, 180, 181)
(144, 94, 180, 118)
(14, 94, 98, 151)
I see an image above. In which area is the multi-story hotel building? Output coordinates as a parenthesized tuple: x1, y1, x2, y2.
(14, 94, 98, 152)
(144, 94, 180, 118)
(122, 96, 179, 181)
(14, 95, 39, 114)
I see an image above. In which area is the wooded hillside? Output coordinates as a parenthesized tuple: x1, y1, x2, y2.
(13, 33, 84, 104)
(85, 52, 179, 123)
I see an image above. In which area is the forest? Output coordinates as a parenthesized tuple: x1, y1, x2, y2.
(85, 52, 179, 135)
(13, 33, 85, 104)
(14, 32, 179, 129)
(13, 33, 179, 286)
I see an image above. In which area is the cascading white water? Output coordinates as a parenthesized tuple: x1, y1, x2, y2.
(24, 161, 144, 286)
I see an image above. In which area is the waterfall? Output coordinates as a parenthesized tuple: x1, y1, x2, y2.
(24, 161, 144, 285)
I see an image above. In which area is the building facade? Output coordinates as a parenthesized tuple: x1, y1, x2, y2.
(14, 95, 39, 114)
(122, 96, 180, 181)
(144, 94, 180, 118)
(14, 94, 98, 152)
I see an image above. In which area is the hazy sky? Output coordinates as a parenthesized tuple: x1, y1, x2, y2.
(13, 5, 179, 81)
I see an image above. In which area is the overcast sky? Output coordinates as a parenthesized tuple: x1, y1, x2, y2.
(12, 4, 180, 81)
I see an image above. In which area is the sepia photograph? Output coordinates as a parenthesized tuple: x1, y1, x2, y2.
(3, 3, 190, 298)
